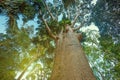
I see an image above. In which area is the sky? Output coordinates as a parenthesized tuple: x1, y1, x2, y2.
(0, 14, 8, 34)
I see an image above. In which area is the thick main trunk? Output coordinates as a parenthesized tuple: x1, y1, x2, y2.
(50, 30, 96, 80)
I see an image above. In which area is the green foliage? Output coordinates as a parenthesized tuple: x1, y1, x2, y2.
(82, 29, 119, 80)
(34, 18, 71, 57)
(99, 35, 120, 79)
(59, 19, 71, 26)
(37, 19, 71, 37)
(0, 35, 19, 79)
(0, 0, 120, 80)
(48, 20, 60, 34)
(0, 25, 53, 79)
(22, 4, 36, 19)
(92, 0, 120, 40)
(62, 0, 75, 8)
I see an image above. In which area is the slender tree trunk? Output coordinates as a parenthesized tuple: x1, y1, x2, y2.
(50, 28, 96, 80)
(17, 53, 41, 80)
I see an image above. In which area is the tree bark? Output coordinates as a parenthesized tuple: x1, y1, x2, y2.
(50, 26, 96, 80)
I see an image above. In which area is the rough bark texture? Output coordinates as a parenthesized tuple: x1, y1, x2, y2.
(50, 27, 96, 80)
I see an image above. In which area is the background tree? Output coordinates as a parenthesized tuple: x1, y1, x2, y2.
(91, 0, 120, 41)
(91, 0, 120, 79)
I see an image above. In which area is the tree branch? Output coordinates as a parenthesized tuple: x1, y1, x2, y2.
(17, 54, 41, 80)
(41, 17, 57, 40)
(71, 2, 86, 28)
(39, 9, 57, 40)
(67, 9, 70, 19)
(71, 13, 80, 27)
(43, 0, 55, 20)
(72, 21, 84, 31)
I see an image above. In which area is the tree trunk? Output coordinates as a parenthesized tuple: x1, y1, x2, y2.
(50, 27, 96, 80)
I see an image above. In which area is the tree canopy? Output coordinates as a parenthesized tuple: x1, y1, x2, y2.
(0, 0, 120, 80)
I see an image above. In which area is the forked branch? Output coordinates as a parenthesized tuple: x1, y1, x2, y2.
(41, 17, 57, 40)
(39, 8, 57, 40)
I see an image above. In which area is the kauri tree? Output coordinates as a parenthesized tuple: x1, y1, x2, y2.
(0, 0, 120, 79)
(36, 0, 96, 80)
